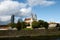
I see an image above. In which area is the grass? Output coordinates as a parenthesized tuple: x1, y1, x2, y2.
(22, 28, 33, 30)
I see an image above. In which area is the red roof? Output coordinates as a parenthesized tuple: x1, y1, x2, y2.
(25, 18, 31, 21)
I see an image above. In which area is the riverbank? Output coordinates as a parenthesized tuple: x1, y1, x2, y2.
(0, 36, 60, 40)
(0, 29, 60, 38)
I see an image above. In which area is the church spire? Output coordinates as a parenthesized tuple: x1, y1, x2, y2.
(31, 13, 37, 21)
(34, 14, 37, 21)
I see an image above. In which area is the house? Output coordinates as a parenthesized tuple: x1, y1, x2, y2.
(48, 22, 58, 29)
(24, 18, 33, 28)
(0, 25, 17, 30)
(0, 25, 9, 30)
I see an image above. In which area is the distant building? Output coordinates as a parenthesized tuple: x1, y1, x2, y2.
(0, 15, 15, 30)
(48, 22, 58, 29)
(0, 25, 9, 30)
(24, 18, 33, 28)
(11, 15, 15, 23)
(0, 25, 17, 30)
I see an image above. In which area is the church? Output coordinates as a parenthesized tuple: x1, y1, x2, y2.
(24, 13, 37, 28)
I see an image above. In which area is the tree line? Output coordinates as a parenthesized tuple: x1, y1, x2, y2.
(32, 20, 49, 29)
(8, 19, 60, 30)
(8, 20, 49, 30)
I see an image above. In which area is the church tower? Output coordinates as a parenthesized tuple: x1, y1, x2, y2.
(31, 13, 37, 21)
(34, 14, 37, 21)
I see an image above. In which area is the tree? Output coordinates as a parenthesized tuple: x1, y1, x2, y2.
(38, 20, 45, 27)
(56, 23, 60, 30)
(32, 21, 39, 28)
(56, 23, 60, 27)
(8, 23, 16, 28)
(16, 20, 22, 30)
(43, 22, 49, 29)
(21, 22, 26, 28)
(38, 20, 49, 29)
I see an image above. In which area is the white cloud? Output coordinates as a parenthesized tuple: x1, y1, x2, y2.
(0, 0, 56, 16)
(0, 0, 12, 1)
(4, 0, 11, 1)
(0, 16, 11, 22)
(27, 0, 55, 6)
(0, 0, 12, 3)
(0, 16, 11, 25)
(20, 7, 32, 16)
(0, 0, 30, 24)
(0, 0, 56, 24)
(0, 1, 27, 16)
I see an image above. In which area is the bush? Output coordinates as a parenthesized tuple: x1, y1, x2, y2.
(38, 20, 49, 29)
(8, 23, 16, 28)
(32, 21, 39, 28)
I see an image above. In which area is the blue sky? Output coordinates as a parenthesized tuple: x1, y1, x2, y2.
(0, 0, 60, 25)
(15, 0, 60, 22)
(32, 0, 60, 22)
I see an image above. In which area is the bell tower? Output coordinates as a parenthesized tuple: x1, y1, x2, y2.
(31, 13, 37, 21)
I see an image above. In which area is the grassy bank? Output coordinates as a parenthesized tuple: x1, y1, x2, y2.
(0, 29, 60, 36)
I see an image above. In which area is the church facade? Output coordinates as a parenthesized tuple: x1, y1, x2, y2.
(24, 13, 37, 28)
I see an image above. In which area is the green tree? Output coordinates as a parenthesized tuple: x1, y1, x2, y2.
(38, 20, 45, 27)
(43, 22, 49, 29)
(56, 23, 60, 27)
(32, 21, 39, 28)
(56, 23, 60, 30)
(16, 20, 21, 30)
(38, 20, 49, 29)
(21, 22, 26, 29)
(8, 23, 16, 28)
